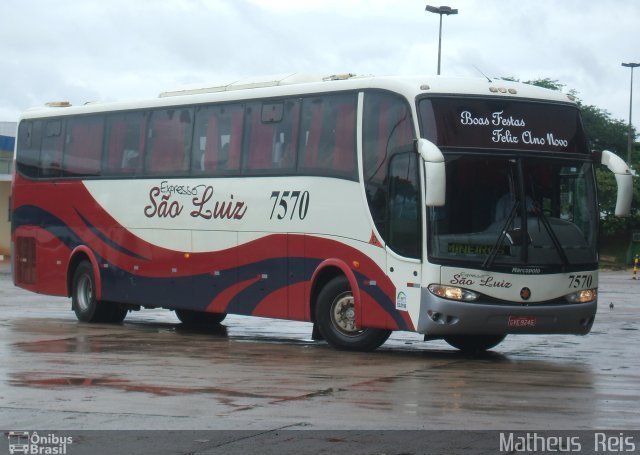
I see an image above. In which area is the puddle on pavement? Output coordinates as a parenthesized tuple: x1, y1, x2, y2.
(8, 315, 603, 385)
(10, 318, 235, 355)
(8, 371, 388, 414)
(10, 372, 297, 402)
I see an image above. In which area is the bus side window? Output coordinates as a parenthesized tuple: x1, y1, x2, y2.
(16, 120, 42, 178)
(104, 112, 146, 175)
(192, 106, 217, 173)
(275, 100, 300, 170)
(362, 91, 415, 239)
(63, 115, 104, 177)
(145, 108, 193, 175)
(244, 103, 271, 171)
(300, 99, 323, 169)
(40, 120, 64, 178)
(387, 152, 421, 259)
(192, 104, 243, 175)
(333, 101, 356, 172)
(299, 93, 357, 179)
(243, 99, 299, 173)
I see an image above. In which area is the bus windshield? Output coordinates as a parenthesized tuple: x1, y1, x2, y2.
(426, 155, 597, 267)
(419, 97, 598, 269)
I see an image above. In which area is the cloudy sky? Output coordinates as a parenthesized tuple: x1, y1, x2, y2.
(1, 0, 639, 133)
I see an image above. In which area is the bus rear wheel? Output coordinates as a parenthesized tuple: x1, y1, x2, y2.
(315, 276, 391, 351)
(72, 261, 127, 323)
(175, 309, 226, 327)
(444, 334, 506, 353)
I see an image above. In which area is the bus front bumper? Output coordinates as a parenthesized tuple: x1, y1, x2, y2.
(416, 288, 597, 336)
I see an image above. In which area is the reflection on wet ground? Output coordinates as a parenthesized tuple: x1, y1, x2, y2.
(1, 270, 639, 429)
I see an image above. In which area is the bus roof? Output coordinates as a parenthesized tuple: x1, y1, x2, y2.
(20, 74, 577, 120)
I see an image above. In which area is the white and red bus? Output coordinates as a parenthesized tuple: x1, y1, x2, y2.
(12, 74, 633, 352)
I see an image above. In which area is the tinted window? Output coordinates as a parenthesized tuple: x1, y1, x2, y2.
(387, 152, 421, 258)
(104, 112, 146, 175)
(363, 92, 414, 236)
(64, 115, 104, 176)
(298, 93, 357, 179)
(428, 156, 597, 267)
(192, 104, 244, 175)
(16, 120, 42, 178)
(145, 108, 193, 175)
(243, 100, 299, 173)
(40, 119, 64, 177)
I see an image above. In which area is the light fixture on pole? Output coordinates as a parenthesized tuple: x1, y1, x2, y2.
(622, 62, 640, 165)
(425, 5, 458, 75)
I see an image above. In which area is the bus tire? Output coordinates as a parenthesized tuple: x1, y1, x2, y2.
(71, 261, 119, 323)
(315, 276, 391, 351)
(444, 334, 506, 353)
(175, 309, 226, 327)
(105, 303, 129, 323)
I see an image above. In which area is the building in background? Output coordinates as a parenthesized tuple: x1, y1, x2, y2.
(0, 121, 16, 257)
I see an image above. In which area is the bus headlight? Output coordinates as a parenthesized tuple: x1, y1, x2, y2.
(428, 284, 479, 302)
(564, 289, 597, 304)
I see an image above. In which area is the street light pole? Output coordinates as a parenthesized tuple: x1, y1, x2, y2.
(622, 62, 640, 165)
(425, 5, 458, 75)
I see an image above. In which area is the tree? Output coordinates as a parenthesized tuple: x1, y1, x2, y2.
(519, 78, 639, 236)
(579, 105, 629, 156)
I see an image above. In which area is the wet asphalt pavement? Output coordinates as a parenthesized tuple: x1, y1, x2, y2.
(0, 262, 638, 433)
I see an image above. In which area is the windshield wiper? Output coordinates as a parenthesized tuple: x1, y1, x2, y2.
(482, 200, 519, 269)
(531, 205, 570, 267)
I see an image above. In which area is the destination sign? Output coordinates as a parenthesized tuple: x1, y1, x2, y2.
(419, 97, 589, 154)
(447, 243, 509, 256)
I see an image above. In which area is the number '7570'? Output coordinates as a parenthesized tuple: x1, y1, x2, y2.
(269, 191, 310, 220)
(568, 274, 593, 289)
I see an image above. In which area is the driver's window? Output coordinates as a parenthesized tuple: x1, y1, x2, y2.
(387, 152, 421, 259)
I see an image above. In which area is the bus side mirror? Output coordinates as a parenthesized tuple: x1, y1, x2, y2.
(601, 150, 633, 217)
(415, 138, 446, 207)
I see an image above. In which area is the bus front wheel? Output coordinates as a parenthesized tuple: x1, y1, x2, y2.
(71, 261, 127, 323)
(444, 334, 506, 353)
(315, 276, 391, 351)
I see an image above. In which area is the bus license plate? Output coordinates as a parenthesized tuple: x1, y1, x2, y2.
(508, 316, 536, 327)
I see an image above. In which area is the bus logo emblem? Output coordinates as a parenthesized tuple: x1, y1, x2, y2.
(7, 432, 29, 454)
(520, 287, 531, 300)
(396, 292, 407, 311)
